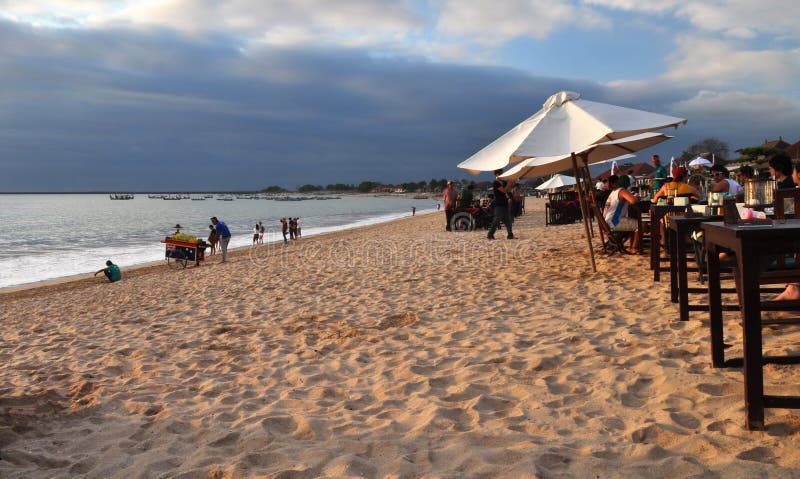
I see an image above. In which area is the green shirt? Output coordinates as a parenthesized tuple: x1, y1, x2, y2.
(459, 188, 473, 204)
(106, 264, 121, 282)
(653, 165, 667, 192)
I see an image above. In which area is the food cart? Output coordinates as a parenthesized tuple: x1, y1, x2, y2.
(162, 228, 208, 268)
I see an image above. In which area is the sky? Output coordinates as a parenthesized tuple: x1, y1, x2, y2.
(1, 0, 799, 191)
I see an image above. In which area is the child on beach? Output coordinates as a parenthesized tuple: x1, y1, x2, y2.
(207, 225, 218, 255)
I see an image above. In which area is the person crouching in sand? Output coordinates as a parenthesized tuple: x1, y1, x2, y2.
(94, 260, 121, 283)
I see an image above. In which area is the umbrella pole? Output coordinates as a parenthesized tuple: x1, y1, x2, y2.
(580, 156, 605, 249)
(580, 161, 596, 238)
(571, 152, 596, 272)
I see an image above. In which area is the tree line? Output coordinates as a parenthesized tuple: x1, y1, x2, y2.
(261, 179, 454, 193)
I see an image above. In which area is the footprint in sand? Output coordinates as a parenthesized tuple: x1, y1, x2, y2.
(208, 431, 240, 447)
(377, 312, 419, 330)
(736, 446, 776, 463)
(669, 411, 700, 429)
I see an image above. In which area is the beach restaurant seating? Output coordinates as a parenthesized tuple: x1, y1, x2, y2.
(545, 191, 580, 226)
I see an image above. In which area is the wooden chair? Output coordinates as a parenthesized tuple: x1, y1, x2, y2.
(545, 191, 580, 226)
(733, 188, 800, 315)
(774, 188, 800, 219)
(591, 200, 632, 255)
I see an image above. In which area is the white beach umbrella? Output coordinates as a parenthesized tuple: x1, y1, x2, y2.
(499, 132, 671, 180)
(535, 174, 576, 190)
(689, 156, 713, 168)
(458, 91, 686, 174)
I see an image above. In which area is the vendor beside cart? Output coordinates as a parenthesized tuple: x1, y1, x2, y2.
(94, 260, 121, 283)
(211, 216, 232, 262)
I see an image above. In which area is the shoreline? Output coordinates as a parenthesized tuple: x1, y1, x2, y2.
(0, 209, 437, 302)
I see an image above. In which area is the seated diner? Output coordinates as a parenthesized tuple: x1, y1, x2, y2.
(603, 175, 641, 254)
(710, 164, 744, 202)
(652, 166, 700, 204)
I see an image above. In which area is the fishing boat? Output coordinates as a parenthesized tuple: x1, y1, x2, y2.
(109, 193, 134, 200)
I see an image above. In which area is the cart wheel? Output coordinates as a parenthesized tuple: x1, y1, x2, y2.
(167, 251, 189, 269)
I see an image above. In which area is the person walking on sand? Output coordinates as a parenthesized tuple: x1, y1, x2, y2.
(280, 217, 288, 243)
(295, 218, 301, 238)
(94, 260, 121, 282)
(412, 206, 416, 216)
(253, 223, 260, 245)
(207, 224, 219, 255)
(211, 216, 231, 262)
(443, 181, 457, 231)
(258, 221, 265, 244)
(487, 169, 515, 240)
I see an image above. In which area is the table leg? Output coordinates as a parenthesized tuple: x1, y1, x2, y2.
(737, 249, 765, 430)
(707, 243, 725, 368)
(653, 215, 662, 281)
(676, 227, 689, 320)
(669, 226, 679, 303)
(650, 215, 658, 272)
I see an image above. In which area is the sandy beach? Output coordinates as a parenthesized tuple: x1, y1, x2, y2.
(2, 197, 800, 478)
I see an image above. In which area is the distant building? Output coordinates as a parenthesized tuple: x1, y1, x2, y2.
(761, 136, 791, 150)
(788, 140, 800, 161)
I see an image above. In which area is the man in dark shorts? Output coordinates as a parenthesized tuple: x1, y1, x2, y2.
(487, 169, 515, 240)
(443, 181, 457, 231)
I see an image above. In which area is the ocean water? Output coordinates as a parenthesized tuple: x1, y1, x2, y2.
(0, 194, 438, 288)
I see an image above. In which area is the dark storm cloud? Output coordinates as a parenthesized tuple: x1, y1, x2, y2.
(2, 19, 775, 192)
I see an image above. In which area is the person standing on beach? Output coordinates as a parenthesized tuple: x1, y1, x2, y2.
(207, 224, 219, 255)
(510, 183, 523, 217)
(258, 221, 265, 244)
(652, 155, 667, 194)
(295, 218, 301, 238)
(412, 206, 416, 216)
(211, 216, 231, 262)
(443, 181, 457, 231)
(487, 169, 515, 240)
(280, 217, 288, 243)
(94, 260, 121, 282)
(253, 223, 260, 245)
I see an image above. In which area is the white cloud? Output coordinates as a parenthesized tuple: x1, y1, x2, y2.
(0, 1, 424, 46)
(583, 0, 800, 39)
(581, 0, 683, 13)
(436, 0, 609, 46)
(662, 35, 800, 91)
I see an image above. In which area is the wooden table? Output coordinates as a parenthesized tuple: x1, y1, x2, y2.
(649, 204, 688, 281)
(703, 220, 800, 430)
(667, 215, 730, 321)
